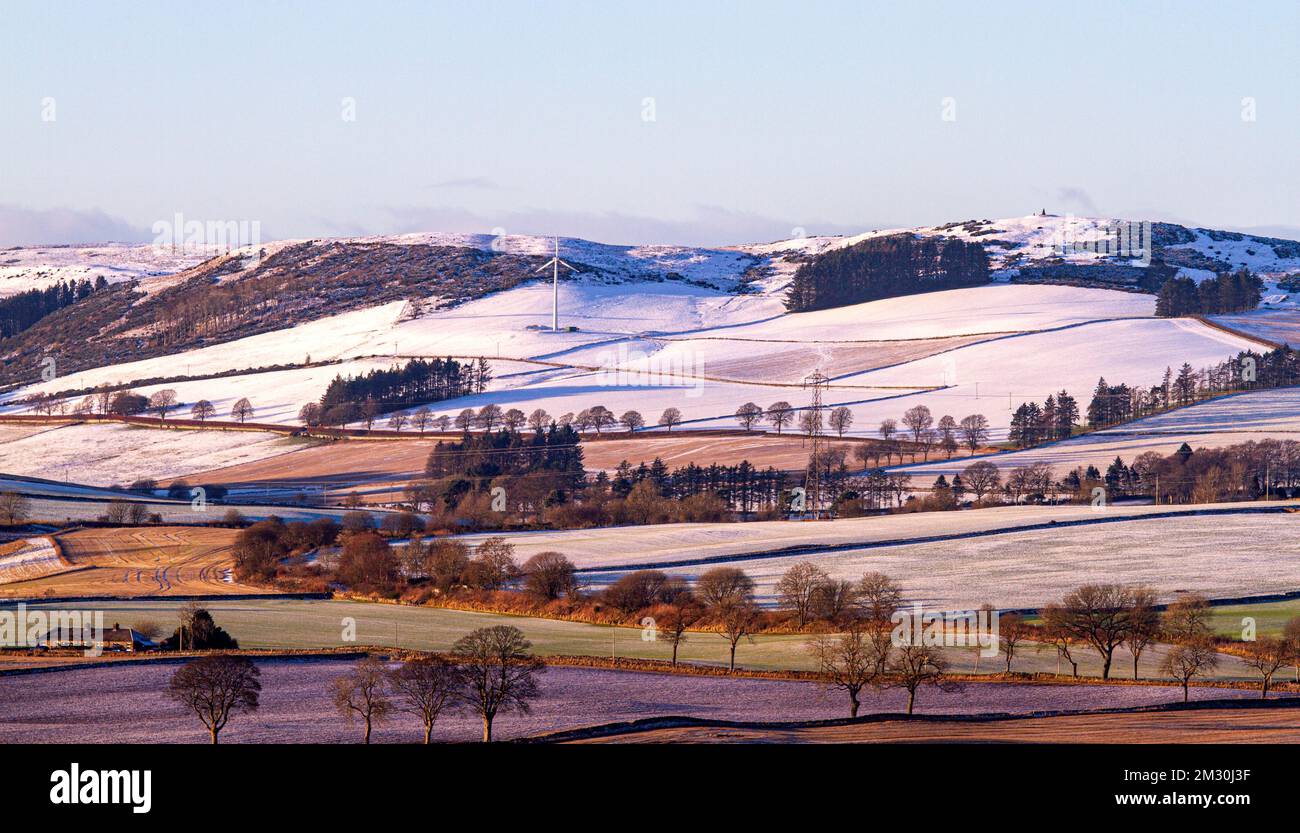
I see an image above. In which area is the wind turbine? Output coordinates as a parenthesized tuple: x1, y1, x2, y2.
(536, 236, 576, 331)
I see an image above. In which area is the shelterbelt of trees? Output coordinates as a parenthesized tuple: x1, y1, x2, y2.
(784, 233, 989, 312)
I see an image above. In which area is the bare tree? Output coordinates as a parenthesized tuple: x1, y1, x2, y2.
(888, 643, 958, 716)
(191, 399, 216, 422)
(387, 656, 465, 744)
(658, 407, 683, 432)
(877, 418, 897, 445)
(620, 409, 645, 433)
(433, 414, 452, 432)
(696, 567, 758, 671)
(766, 401, 793, 434)
(521, 551, 577, 600)
(1040, 603, 1080, 677)
(452, 625, 546, 742)
(655, 592, 704, 666)
(1056, 584, 1157, 680)
(808, 623, 887, 717)
(715, 599, 761, 672)
(468, 537, 520, 591)
(998, 612, 1030, 674)
(387, 412, 408, 432)
(959, 414, 990, 453)
(412, 406, 432, 433)
(332, 656, 393, 744)
(961, 460, 1001, 502)
(148, 389, 178, 420)
(734, 402, 763, 432)
(166, 656, 261, 744)
(455, 409, 476, 432)
(1126, 596, 1161, 680)
(901, 405, 933, 444)
(828, 406, 853, 437)
(502, 408, 527, 432)
(776, 562, 828, 629)
(527, 408, 551, 431)
(0, 492, 31, 525)
(1242, 638, 1291, 699)
(476, 404, 503, 431)
(230, 397, 254, 424)
(1159, 638, 1219, 702)
(696, 566, 755, 609)
(297, 402, 321, 427)
(1162, 593, 1211, 644)
(1285, 617, 1300, 683)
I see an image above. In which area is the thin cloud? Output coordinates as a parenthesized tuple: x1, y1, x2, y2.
(0, 204, 150, 247)
(428, 177, 502, 191)
(378, 204, 883, 247)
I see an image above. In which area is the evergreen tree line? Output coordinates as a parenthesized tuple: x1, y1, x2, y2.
(423, 424, 585, 485)
(1008, 391, 1081, 448)
(1154, 269, 1262, 317)
(610, 458, 789, 513)
(785, 234, 989, 312)
(0, 277, 105, 338)
(1085, 347, 1300, 431)
(318, 356, 489, 414)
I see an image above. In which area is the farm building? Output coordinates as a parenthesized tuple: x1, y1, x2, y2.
(38, 623, 156, 653)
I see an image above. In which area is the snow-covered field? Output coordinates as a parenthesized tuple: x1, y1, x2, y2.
(4, 283, 1255, 444)
(575, 513, 1300, 612)
(895, 385, 1300, 480)
(0, 243, 215, 296)
(457, 500, 1297, 568)
(0, 423, 302, 487)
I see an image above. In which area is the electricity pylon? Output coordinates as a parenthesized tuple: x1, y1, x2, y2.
(802, 370, 830, 518)
(536, 236, 576, 331)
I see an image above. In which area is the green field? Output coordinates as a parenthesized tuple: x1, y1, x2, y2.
(22, 598, 1271, 681)
(1209, 598, 1300, 638)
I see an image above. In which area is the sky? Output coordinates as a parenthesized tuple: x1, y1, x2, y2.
(1, 0, 1297, 247)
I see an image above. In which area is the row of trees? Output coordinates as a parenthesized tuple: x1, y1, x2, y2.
(166, 625, 544, 743)
(1154, 269, 1262, 317)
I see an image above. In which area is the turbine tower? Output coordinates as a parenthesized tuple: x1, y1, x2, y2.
(536, 236, 576, 332)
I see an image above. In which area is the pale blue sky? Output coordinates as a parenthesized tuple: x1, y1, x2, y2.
(1, 0, 1297, 246)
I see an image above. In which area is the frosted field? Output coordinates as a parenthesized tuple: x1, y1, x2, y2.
(1212, 310, 1300, 346)
(691, 283, 1154, 342)
(0, 423, 302, 486)
(0, 659, 1266, 744)
(0, 537, 63, 584)
(458, 500, 1296, 568)
(0, 243, 214, 296)
(575, 513, 1300, 612)
(896, 385, 1300, 480)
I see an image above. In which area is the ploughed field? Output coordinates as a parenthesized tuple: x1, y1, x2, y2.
(0, 659, 1271, 744)
(0, 527, 265, 599)
(575, 703, 1300, 744)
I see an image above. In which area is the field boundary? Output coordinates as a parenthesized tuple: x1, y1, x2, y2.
(518, 694, 1300, 743)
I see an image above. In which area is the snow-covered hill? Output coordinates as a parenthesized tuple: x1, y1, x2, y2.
(2, 214, 1296, 447)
